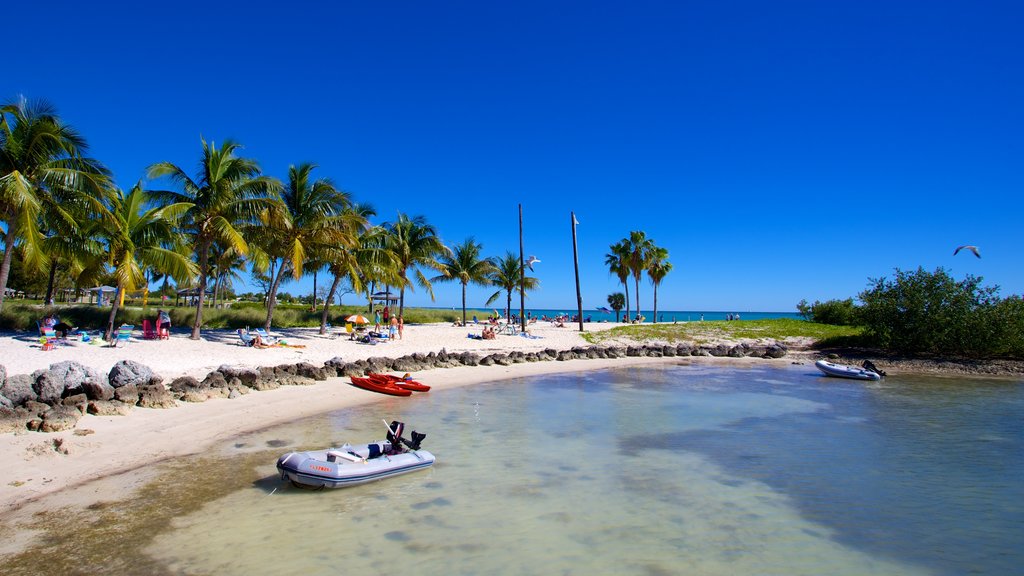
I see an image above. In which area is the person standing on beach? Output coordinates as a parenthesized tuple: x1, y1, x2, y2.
(383, 306, 390, 325)
(157, 309, 171, 338)
(389, 316, 398, 340)
(398, 316, 404, 340)
(374, 310, 381, 331)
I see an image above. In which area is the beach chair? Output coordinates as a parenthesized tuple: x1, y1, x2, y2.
(502, 322, 518, 335)
(114, 325, 134, 347)
(253, 328, 277, 345)
(142, 319, 158, 340)
(40, 328, 58, 351)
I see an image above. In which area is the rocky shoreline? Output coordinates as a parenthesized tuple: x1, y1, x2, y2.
(0, 340, 789, 435)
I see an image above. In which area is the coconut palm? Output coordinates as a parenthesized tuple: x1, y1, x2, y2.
(486, 251, 539, 320)
(209, 245, 247, 308)
(147, 138, 283, 339)
(605, 240, 631, 321)
(625, 230, 655, 321)
(432, 238, 495, 326)
(384, 213, 449, 318)
(607, 292, 625, 322)
(646, 246, 672, 323)
(100, 183, 197, 341)
(0, 97, 111, 311)
(256, 163, 362, 330)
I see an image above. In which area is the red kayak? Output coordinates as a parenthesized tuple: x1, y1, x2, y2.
(367, 373, 431, 392)
(349, 376, 412, 397)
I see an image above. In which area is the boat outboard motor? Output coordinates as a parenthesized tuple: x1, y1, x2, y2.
(407, 431, 426, 451)
(387, 421, 406, 453)
(861, 360, 886, 377)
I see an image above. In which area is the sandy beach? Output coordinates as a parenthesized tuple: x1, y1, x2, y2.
(3, 321, 758, 516)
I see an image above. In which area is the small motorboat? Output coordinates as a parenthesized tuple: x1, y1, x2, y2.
(277, 421, 434, 489)
(367, 373, 431, 392)
(815, 359, 882, 381)
(349, 376, 412, 396)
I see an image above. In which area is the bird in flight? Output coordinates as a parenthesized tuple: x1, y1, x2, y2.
(953, 245, 981, 258)
(526, 255, 541, 271)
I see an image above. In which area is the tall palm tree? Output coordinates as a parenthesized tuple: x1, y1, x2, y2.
(101, 183, 197, 341)
(0, 97, 111, 311)
(607, 292, 625, 322)
(256, 163, 361, 330)
(646, 246, 672, 323)
(147, 138, 283, 339)
(605, 240, 631, 321)
(385, 213, 449, 318)
(625, 230, 655, 320)
(486, 251, 539, 320)
(209, 245, 247, 308)
(432, 238, 495, 326)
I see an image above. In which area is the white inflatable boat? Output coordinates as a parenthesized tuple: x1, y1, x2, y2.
(277, 421, 434, 489)
(815, 359, 882, 381)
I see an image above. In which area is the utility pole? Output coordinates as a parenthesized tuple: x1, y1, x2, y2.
(571, 212, 583, 332)
(519, 204, 527, 333)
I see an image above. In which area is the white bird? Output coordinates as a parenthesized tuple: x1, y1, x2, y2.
(526, 255, 541, 271)
(953, 245, 981, 258)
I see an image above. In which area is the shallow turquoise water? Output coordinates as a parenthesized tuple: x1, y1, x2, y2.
(147, 364, 1024, 575)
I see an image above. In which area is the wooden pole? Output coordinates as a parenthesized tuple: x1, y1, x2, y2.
(572, 212, 583, 332)
(519, 204, 527, 332)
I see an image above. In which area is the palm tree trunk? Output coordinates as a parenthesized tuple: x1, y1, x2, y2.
(506, 290, 512, 323)
(634, 276, 641, 322)
(311, 270, 317, 312)
(264, 258, 287, 330)
(191, 240, 211, 340)
(624, 280, 630, 322)
(0, 228, 17, 312)
(653, 283, 658, 324)
(44, 260, 58, 305)
(105, 282, 125, 342)
(461, 282, 467, 326)
(320, 274, 344, 334)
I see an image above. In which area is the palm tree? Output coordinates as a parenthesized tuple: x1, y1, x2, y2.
(0, 97, 111, 311)
(486, 251, 539, 320)
(625, 230, 655, 321)
(607, 292, 625, 322)
(384, 213, 449, 318)
(432, 238, 495, 326)
(605, 240, 631, 321)
(646, 246, 672, 323)
(100, 183, 197, 341)
(147, 138, 283, 339)
(209, 245, 247, 307)
(256, 163, 361, 330)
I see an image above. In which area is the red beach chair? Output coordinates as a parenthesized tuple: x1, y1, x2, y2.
(142, 319, 158, 340)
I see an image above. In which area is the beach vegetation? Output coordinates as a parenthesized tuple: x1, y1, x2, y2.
(433, 237, 496, 326)
(0, 97, 112, 312)
(147, 138, 285, 339)
(795, 298, 860, 326)
(486, 251, 539, 321)
(858, 267, 1024, 357)
(581, 317, 862, 345)
(383, 213, 449, 318)
(607, 292, 625, 321)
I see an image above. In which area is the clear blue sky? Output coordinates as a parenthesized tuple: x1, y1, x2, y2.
(8, 1, 1023, 312)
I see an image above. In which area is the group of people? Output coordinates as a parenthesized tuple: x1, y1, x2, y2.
(40, 313, 74, 338)
(362, 307, 403, 341)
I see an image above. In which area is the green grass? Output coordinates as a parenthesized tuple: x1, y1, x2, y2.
(581, 318, 865, 345)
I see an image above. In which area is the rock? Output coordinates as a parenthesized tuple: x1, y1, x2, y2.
(605, 346, 625, 358)
(39, 406, 82, 433)
(764, 344, 788, 359)
(218, 365, 260, 388)
(478, 356, 494, 367)
(61, 393, 89, 412)
(675, 343, 693, 356)
(1, 373, 37, 406)
(137, 385, 176, 409)
(391, 356, 420, 372)
(728, 345, 747, 358)
(490, 354, 511, 366)
(0, 395, 11, 410)
(365, 357, 394, 373)
(274, 364, 297, 376)
(625, 346, 642, 357)
(295, 362, 328, 381)
(542, 349, 559, 360)
(279, 375, 315, 386)
(23, 400, 51, 416)
(168, 376, 201, 393)
(691, 348, 711, 356)
(47, 361, 105, 398)
(32, 369, 63, 405)
(87, 400, 133, 416)
(339, 363, 363, 378)
(0, 411, 30, 434)
(0, 364, 5, 387)
(708, 344, 730, 357)
(202, 371, 228, 388)
(114, 383, 140, 404)
(662, 345, 676, 357)
(82, 379, 115, 401)
(179, 390, 212, 403)
(324, 356, 346, 375)
(108, 360, 155, 388)
(458, 352, 480, 367)
(645, 346, 663, 357)
(556, 350, 574, 361)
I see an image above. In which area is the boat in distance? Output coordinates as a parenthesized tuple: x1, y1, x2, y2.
(815, 359, 883, 381)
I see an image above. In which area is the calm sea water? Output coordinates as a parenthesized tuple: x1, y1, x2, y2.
(3, 364, 1021, 575)
(468, 308, 801, 323)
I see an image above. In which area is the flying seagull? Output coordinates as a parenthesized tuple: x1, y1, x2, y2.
(953, 245, 981, 258)
(526, 255, 541, 271)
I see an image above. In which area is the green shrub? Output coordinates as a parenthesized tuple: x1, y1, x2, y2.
(796, 298, 860, 326)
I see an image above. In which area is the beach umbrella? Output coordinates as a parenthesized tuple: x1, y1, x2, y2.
(597, 306, 612, 313)
(345, 314, 370, 324)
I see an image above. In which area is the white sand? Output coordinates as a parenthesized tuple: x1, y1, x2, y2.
(0, 320, 775, 518)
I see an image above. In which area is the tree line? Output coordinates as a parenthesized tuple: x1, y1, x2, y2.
(604, 230, 672, 322)
(0, 97, 540, 340)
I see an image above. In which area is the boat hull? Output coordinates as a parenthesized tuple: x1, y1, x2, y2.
(349, 376, 412, 396)
(367, 373, 431, 392)
(277, 443, 435, 489)
(815, 360, 882, 381)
